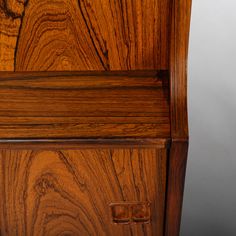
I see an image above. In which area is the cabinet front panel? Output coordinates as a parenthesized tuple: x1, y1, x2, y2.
(0, 148, 166, 236)
(0, 0, 170, 71)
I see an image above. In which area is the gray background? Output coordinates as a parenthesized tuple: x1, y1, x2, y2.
(181, 0, 236, 235)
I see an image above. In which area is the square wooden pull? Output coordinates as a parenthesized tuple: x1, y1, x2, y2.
(110, 202, 151, 224)
(110, 204, 130, 224)
(131, 203, 151, 223)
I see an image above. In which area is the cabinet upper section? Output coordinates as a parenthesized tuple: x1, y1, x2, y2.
(0, 0, 192, 140)
(0, 0, 171, 71)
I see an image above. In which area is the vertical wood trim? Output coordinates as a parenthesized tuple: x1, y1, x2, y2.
(167, 0, 191, 234)
(170, 0, 192, 139)
(167, 0, 191, 232)
(165, 140, 189, 236)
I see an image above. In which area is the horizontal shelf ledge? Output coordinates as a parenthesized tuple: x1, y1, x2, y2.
(0, 71, 170, 139)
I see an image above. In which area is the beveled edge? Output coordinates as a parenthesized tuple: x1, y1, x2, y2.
(0, 138, 171, 149)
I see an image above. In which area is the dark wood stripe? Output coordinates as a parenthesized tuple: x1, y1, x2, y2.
(0, 138, 170, 149)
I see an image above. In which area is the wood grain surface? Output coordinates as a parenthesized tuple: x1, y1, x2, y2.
(0, 0, 193, 235)
(0, 139, 170, 150)
(165, 140, 189, 236)
(0, 1, 22, 71)
(0, 71, 170, 139)
(165, 1, 191, 235)
(169, 0, 192, 139)
(0, 0, 171, 71)
(0, 148, 167, 235)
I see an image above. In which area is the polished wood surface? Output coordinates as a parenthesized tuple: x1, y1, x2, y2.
(0, 71, 170, 139)
(0, 0, 192, 235)
(165, 140, 188, 236)
(169, 0, 192, 139)
(0, 148, 166, 236)
(0, 2, 22, 71)
(165, 0, 192, 235)
(0, 0, 170, 71)
(0, 139, 169, 150)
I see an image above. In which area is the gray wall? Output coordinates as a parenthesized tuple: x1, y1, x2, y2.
(181, 1, 236, 235)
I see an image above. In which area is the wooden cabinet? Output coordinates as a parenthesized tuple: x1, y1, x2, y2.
(0, 148, 166, 235)
(0, 0, 191, 235)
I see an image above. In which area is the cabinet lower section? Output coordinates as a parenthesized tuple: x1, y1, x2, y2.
(0, 147, 167, 236)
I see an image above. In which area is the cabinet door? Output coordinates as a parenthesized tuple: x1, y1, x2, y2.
(0, 148, 166, 236)
(0, 0, 170, 71)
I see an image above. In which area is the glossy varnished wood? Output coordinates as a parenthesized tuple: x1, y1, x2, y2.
(165, 0, 192, 235)
(165, 140, 188, 236)
(0, 0, 171, 71)
(169, 0, 192, 139)
(0, 0, 192, 235)
(0, 71, 170, 139)
(0, 1, 22, 71)
(0, 147, 167, 235)
(0, 138, 169, 150)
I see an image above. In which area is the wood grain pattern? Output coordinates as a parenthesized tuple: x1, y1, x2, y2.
(0, 0, 23, 71)
(0, 1, 193, 235)
(0, 0, 171, 71)
(164, 1, 192, 235)
(165, 140, 188, 236)
(0, 138, 170, 150)
(0, 71, 170, 139)
(169, 0, 192, 139)
(0, 148, 167, 235)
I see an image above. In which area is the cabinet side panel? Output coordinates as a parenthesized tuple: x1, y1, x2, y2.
(165, 141, 188, 236)
(170, 0, 192, 138)
(0, 148, 166, 236)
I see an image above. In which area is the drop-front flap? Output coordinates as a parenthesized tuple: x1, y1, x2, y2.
(0, 0, 171, 71)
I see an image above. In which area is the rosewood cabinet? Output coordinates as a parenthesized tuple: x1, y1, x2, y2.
(0, 0, 191, 235)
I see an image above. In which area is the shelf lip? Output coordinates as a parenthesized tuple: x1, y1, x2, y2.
(0, 138, 170, 149)
(0, 71, 170, 139)
(0, 70, 168, 89)
(0, 70, 167, 77)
